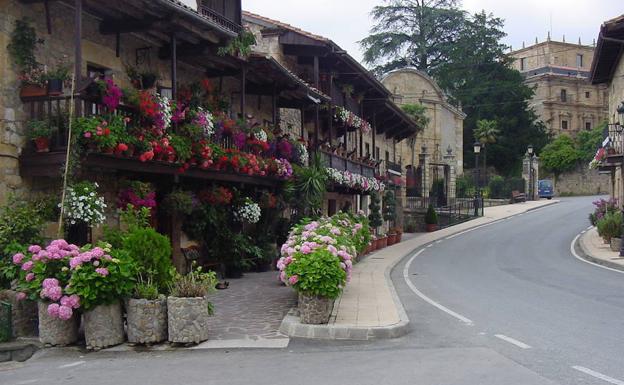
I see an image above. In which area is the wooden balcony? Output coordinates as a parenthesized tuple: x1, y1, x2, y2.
(319, 149, 376, 178)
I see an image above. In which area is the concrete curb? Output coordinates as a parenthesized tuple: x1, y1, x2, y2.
(0, 339, 41, 362)
(576, 228, 624, 272)
(280, 199, 560, 341)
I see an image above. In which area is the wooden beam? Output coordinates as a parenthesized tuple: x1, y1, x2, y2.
(44, 0, 51, 34)
(240, 63, 246, 117)
(99, 17, 159, 35)
(171, 33, 177, 101)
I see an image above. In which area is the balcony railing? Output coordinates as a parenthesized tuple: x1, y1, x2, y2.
(386, 160, 402, 175)
(199, 6, 242, 35)
(607, 125, 623, 155)
(319, 150, 376, 178)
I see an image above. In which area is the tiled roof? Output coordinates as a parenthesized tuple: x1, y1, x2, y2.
(242, 11, 329, 43)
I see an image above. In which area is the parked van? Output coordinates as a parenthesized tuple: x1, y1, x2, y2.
(538, 179, 554, 199)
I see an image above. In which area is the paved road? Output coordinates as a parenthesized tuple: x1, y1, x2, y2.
(2, 196, 623, 385)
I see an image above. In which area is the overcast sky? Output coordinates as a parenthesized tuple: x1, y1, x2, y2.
(224, 0, 621, 65)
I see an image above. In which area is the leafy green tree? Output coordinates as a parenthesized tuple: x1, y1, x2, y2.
(576, 123, 606, 162)
(540, 135, 582, 179)
(361, 0, 465, 74)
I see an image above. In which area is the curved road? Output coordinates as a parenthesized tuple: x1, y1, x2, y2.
(393, 196, 624, 385)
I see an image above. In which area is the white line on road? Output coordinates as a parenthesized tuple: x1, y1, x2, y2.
(572, 366, 624, 385)
(403, 249, 474, 325)
(57, 361, 85, 369)
(570, 233, 624, 275)
(494, 334, 531, 349)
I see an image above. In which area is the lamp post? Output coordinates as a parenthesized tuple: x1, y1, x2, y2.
(528, 144, 534, 200)
(615, 102, 624, 257)
(473, 142, 481, 216)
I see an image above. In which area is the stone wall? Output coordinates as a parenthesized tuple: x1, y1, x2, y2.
(551, 166, 610, 196)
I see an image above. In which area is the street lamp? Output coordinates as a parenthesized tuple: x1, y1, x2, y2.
(473, 142, 481, 216)
(614, 102, 624, 257)
(528, 144, 534, 200)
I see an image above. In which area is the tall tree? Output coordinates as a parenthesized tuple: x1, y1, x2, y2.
(361, 4, 550, 175)
(360, 0, 465, 75)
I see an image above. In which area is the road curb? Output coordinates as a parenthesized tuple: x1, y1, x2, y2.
(576, 229, 624, 273)
(280, 200, 559, 341)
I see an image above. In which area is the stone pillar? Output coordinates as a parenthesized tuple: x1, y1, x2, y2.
(420, 153, 428, 198)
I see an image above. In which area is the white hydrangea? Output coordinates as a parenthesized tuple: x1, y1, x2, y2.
(234, 198, 261, 224)
(62, 182, 107, 226)
(254, 128, 268, 142)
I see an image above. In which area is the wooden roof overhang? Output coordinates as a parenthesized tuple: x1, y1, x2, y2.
(591, 14, 624, 85)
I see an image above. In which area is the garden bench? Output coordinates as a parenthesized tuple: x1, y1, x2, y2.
(180, 245, 220, 274)
(511, 190, 526, 203)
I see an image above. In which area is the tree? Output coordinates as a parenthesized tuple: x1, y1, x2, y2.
(361, 5, 550, 176)
(576, 123, 606, 162)
(360, 0, 465, 75)
(368, 193, 383, 233)
(540, 135, 582, 179)
(474, 119, 500, 146)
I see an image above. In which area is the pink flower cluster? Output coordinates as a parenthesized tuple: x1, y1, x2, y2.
(69, 246, 112, 270)
(278, 218, 355, 285)
(41, 278, 80, 320)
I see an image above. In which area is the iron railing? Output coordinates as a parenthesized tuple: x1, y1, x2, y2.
(199, 6, 243, 35)
(386, 160, 402, 174)
(319, 149, 376, 178)
(606, 125, 623, 155)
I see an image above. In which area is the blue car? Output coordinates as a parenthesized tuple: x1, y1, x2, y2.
(538, 179, 554, 199)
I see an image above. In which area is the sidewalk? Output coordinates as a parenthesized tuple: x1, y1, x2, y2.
(280, 199, 559, 340)
(578, 227, 624, 271)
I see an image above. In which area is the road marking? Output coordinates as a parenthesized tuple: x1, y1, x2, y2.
(58, 361, 85, 369)
(403, 249, 474, 325)
(494, 334, 531, 349)
(570, 233, 624, 275)
(587, 225, 594, 230)
(572, 366, 624, 385)
(426, 244, 433, 248)
(445, 219, 506, 240)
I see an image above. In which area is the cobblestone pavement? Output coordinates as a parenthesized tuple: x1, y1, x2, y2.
(208, 271, 296, 341)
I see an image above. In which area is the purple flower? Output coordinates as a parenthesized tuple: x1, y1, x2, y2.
(47, 303, 60, 317)
(12, 253, 25, 265)
(288, 275, 299, 285)
(69, 256, 82, 269)
(16, 292, 27, 301)
(46, 286, 62, 302)
(28, 245, 41, 253)
(21, 261, 33, 271)
(25, 273, 35, 282)
(58, 305, 73, 321)
(95, 267, 109, 277)
(42, 278, 59, 289)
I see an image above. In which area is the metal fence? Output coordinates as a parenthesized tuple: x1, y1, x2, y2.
(406, 196, 484, 228)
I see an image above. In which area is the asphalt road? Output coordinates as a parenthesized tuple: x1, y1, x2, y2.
(2, 196, 623, 385)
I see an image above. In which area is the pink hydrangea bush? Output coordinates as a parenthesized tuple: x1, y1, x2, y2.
(277, 213, 369, 297)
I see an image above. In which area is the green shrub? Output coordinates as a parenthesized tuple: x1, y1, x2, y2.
(383, 190, 397, 222)
(162, 190, 195, 216)
(122, 227, 175, 292)
(133, 278, 160, 300)
(488, 175, 506, 199)
(285, 248, 347, 299)
(456, 175, 475, 198)
(596, 211, 622, 242)
(368, 193, 383, 229)
(170, 266, 217, 300)
(425, 204, 438, 225)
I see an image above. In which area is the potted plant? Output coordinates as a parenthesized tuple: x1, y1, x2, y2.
(167, 266, 217, 344)
(62, 181, 107, 246)
(377, 233, 388, 249)
(8, 18, 47, 98)
(596, 211, 622, 247)
(126, 277, 168, 345)
(27, 120, 54, 152)
(13, 240, 79, 346)
(126, 65, 158, 90)
(162, 190, 195, 217)
(425, 204, 439, 232)
(43, 62, 70, 96)
(66, 242, 135, 350)
(368, 192, 383, 239)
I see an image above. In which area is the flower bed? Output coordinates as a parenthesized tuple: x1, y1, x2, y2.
(277, 213, 371, 324)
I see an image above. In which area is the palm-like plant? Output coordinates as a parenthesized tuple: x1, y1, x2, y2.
(474, 119, 500, 185)
(286, 153, 328, 218)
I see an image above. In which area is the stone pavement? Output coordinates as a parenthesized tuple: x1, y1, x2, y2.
(578, 227, 624, 271)
(281, 199, 559, 340)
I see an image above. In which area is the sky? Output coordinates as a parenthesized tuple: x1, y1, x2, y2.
(183, 0, 622, 65)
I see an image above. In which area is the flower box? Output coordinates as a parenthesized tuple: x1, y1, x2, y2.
(127, 297, 168, 345)
(298, 293, 334, 324)
(83, 301, 125, 350)
(387, 233, 398, 246)
(167, 296, 210, 344)
(20, 84, 47, 99)
(38, 301, 78, 346)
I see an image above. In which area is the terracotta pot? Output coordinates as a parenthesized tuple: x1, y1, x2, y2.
(387, 233, 397, 246)
(426, 224, 438, 232)
(20, 84, 47, 98)
(379, 236, 388, 248)
(34, 137, 50, 152)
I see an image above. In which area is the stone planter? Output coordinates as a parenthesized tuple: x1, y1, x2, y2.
(127, 297, 168, 345)
(610, 237, 622, 252)
(0, 290, 38, 337)
(38, 301, 78, 346)
(167, 296, 210, 344)
(83, 301, 125, 350)
(298, 293, 334, 324)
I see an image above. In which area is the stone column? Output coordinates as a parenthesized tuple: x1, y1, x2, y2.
(420, 153, 428, 198)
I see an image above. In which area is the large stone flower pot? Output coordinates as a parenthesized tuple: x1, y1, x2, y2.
(298, 293, 334, 324)
(83, 301, 125, 350)
(0, 290, 38, 337)
(127, 297, 167, 344)
(38, 301, 78, 346)
(167, 297, 210, 344)
(610, 237, 622, 252)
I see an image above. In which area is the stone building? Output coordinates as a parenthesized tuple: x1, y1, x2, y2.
(381, 68, 465, 200)
(590, 14, 624, 203)
(510, 38, 609, 137)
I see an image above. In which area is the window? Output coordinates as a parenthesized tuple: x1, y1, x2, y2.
(560, 89, 567, 102)
(585, 91, 590, 99)
(520, 57, 526, 71)
(586, 122, 592, 130)
(365, 143, 370, 157)
(576, 54, 584, 67)
(561, 120, 568, 130)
